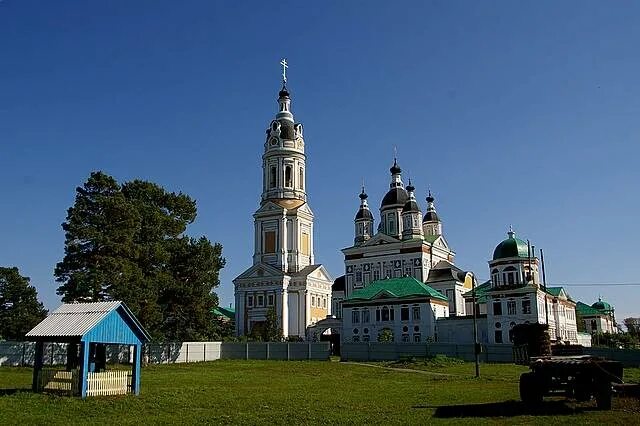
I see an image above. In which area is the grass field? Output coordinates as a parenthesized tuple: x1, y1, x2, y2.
(1, 360, 639, 425)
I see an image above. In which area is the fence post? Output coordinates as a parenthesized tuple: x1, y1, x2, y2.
(204, 343, 207, 362)
(308, 343, 312, 360)
(367, 342, 371, 361)
(21, 343, 26, 367)
(50, 343, 54, 365)
(246, 342, 249, 360)
(266, 343, 270, 360)
(186, 343, 189, 363)
(287, 343, 290, 361)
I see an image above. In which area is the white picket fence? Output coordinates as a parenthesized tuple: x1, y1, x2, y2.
(87, 370, 131, 396)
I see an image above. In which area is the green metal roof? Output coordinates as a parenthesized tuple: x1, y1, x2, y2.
(546, 287, 574, 302)
(576, 301, 603, 316)
(212, 306, 235, 320)
(492, 230, 529, 260)
(463, 279, 492, 303)
(592, 299, 613, 312)
(345, 277, 448, 302)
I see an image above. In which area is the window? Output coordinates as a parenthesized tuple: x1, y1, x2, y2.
(507, 300, 516, 315)
(322, 298, 326, 308)
(412, 305, 421, 320)
(376, 309, 381, 322)
(257, 295, 264, 307)
(355, 271, 362, 283)
(285, 165, 292, 187)
(248, 295, 254, 307)
(493, 301, 502, 316)
(311, 296, 315, 307)
(402, 334, 410, 342)
(591, 319, 597, 331)
(353, 328, 359, 335)
(352, 336, 360, 343)
(264, 231, 276, 254)
(495, 330, 503, 343)
(352, 310, 360, 324)
(413, 334, 421, 343)
(373, 270, 380, 281)
(268, 294, 274, 306)
(362, 309, 370, 323)
(299, 168, 304, 190)
(390, 307, 395, 321)
(362, 335, 370, 342)
(402, 326, 409, 333)
(301, 232, 310, 256)
(507, 273, 514, 285)
(404, 267, 412, 277)
(382, 306, 390, 321)
(270, 166, 277, 188)
(522, 299, 531, 314)
(401, 306, 409, 321)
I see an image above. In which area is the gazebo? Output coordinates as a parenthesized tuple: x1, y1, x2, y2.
(26, 301, 150, 398)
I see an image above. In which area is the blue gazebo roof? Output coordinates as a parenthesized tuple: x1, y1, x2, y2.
(26, 301, 150, 344)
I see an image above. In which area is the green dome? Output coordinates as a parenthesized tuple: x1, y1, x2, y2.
(492, 230, 529, 260)
(592, 299, 613, 312)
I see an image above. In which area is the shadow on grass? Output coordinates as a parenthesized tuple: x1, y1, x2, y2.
(430, 400, 590, 418)
(0, 388, 26, 396)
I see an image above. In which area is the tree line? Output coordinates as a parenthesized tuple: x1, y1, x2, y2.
(1, 171, 230, 342)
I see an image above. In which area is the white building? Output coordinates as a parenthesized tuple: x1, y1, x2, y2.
(341, 276, 449, 343)
(576, 299, 617, 334)
(233, 73, 332, 339)
(338, 162, 463, 315)
(462, 229, 579, 344)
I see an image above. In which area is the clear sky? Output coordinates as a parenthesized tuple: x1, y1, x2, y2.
(1, 1, 639, 322)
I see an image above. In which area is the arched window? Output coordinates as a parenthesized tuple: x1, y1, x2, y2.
(299, 168, 304, 190)
(382, 306, 390, 321)
(270, 166, 277, 188)
(285, 165, 292, 188)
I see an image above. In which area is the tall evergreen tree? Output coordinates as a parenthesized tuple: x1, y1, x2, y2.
(55, 171, 225, 341)
(0, 267, 48, 340)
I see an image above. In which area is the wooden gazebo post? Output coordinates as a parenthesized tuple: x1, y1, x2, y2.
(79, 341, 90, 398)
(31, 341, 44, 392)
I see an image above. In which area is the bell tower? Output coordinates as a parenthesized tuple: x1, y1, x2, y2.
(253, 61, 313, 274)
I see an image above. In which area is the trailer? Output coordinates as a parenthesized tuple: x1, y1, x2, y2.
(519, 355, 624, 410)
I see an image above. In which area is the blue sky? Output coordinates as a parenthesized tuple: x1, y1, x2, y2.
(1, 1, 639, 321)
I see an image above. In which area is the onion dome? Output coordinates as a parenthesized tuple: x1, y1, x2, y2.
(492, 228, 529, 260)
(423, 190, 440, 222)
(592, 298, 613, 313)
(381, 187, 409, 208)
(402, 181, 420, 213)
(278, 85, 290, 99)
(390, 158, 402, 175)
(355, 188, 374, 220)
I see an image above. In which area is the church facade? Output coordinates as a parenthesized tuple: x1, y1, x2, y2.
(233, 74, 332, 339)
(339, 161, 469, 319)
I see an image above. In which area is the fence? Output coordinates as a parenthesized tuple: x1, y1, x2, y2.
(87, 371, 131, 396)
(342, 342, 531, 363)
(0, 341, 331, 366)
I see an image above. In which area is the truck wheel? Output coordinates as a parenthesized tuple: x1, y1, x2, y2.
(520, 372, 543, 404)
(595, 382, 613, 410)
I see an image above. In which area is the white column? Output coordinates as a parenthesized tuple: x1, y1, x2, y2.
(299, 290, 305, 337)
(305, 290, 311, 328)
(282, 287, 289, 337)
(280, 215, 288, 272)
(235, 290, 245, 336)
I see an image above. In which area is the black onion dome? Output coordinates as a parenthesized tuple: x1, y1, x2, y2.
(359, 191, 368, 200)
(390, 160, 402, 175)
(423, 210, 440, 222)
(402, 199, 420, 213)
(381, 187, 409, 209)
(278, 84, 290, 98)
(278, 119, 296, 139)
(332, 275, 346, 292)
(426, 193, 434, 203)
(355, 207, 374, 220)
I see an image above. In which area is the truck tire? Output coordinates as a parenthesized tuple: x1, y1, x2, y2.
(595, 381, 613, 410)
(520, 372, 543, 404)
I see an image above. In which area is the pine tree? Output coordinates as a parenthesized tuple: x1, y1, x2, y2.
(263, 307, 283, 342)
(0, 267, 48, 340)
(55, 171, 225, 341)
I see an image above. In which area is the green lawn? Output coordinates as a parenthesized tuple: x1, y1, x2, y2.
(1, 361, 639, 425)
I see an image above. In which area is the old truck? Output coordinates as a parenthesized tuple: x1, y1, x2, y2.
(518, 354, 624, 410)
